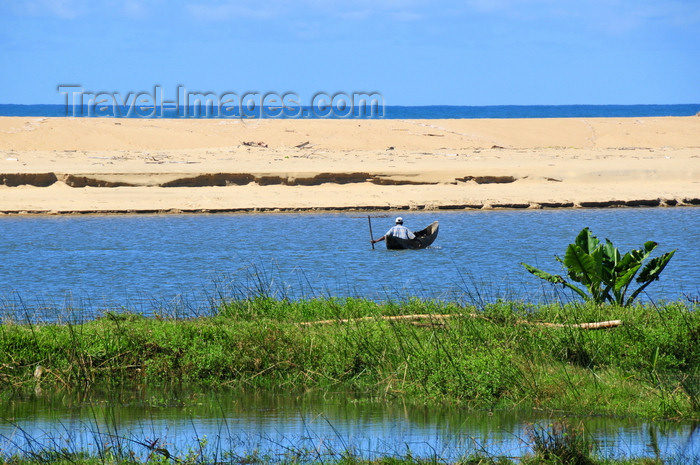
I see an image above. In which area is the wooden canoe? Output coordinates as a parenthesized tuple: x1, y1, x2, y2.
(386, 221, 439, 249)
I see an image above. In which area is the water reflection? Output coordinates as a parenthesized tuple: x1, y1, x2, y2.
(1, 390, 698, 461)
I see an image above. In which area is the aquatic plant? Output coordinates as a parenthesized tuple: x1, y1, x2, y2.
(522, 227, 676, 306)
(525, 420, 594, 465)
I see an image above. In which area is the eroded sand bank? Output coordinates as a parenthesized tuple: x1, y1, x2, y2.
(1, 116, 698, 214)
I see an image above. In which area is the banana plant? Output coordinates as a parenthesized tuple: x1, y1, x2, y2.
(522, 227, 676, 306)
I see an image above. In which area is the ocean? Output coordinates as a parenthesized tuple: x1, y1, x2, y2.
(1, 103, 699, 119)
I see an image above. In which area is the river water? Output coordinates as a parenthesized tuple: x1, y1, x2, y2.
(1, 391, 698, 462)
(0, 208, 697, 321)
(1, 208, 699, 461)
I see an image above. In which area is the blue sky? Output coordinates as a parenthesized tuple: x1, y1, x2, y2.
(1, 0, 699, 105)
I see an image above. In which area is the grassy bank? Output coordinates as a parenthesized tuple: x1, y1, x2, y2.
(1, 298, 698, 419)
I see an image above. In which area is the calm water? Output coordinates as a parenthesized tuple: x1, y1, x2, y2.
(1, 391, 698, 462)
(0, 208, 698, 321)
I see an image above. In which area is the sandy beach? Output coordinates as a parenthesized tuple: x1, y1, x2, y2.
(0, 116, 699, 214)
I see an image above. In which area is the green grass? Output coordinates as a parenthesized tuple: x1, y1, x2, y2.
(1, 297, 698, 419)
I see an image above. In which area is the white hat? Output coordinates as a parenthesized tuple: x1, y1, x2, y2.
(395, 217, 403, 224)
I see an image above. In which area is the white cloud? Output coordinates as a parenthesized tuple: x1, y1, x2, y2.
(459, 0, 700, 32)
(184, 0, 425, 23)
(390, 11, 422, 22)
(1, 0, 168, 20)
(7, 0, 88, 19)
(121, 0, 152, 19)
(185, 1, 285, 21)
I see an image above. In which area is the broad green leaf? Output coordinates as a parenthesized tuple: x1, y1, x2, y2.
(643, 241, 658, 253)
(521, 263, 590, 300)
(602, 240, 619, 265)
(637, 250, 676, 283)
(575, 227, 600, 254)
(590, 246, 605, 284)
(627, 250, 676, 306)
(614, 244, 653, 284)
(612, 263, 642, 305)
(617, 249, 642, 269)
(521, 263, 565, 284)
(614, 264, 642, 292)
(564, 244, 599, 285)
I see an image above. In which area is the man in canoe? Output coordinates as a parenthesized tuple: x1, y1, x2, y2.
(371, 217, 415, 245)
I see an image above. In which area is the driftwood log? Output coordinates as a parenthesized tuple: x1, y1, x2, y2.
(299, 313, 622, 330)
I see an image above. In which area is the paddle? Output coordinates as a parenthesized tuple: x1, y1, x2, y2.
(368, 215, 375, 249)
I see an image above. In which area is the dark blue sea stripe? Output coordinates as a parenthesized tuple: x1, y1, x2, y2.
(1, 104, 699, 119)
